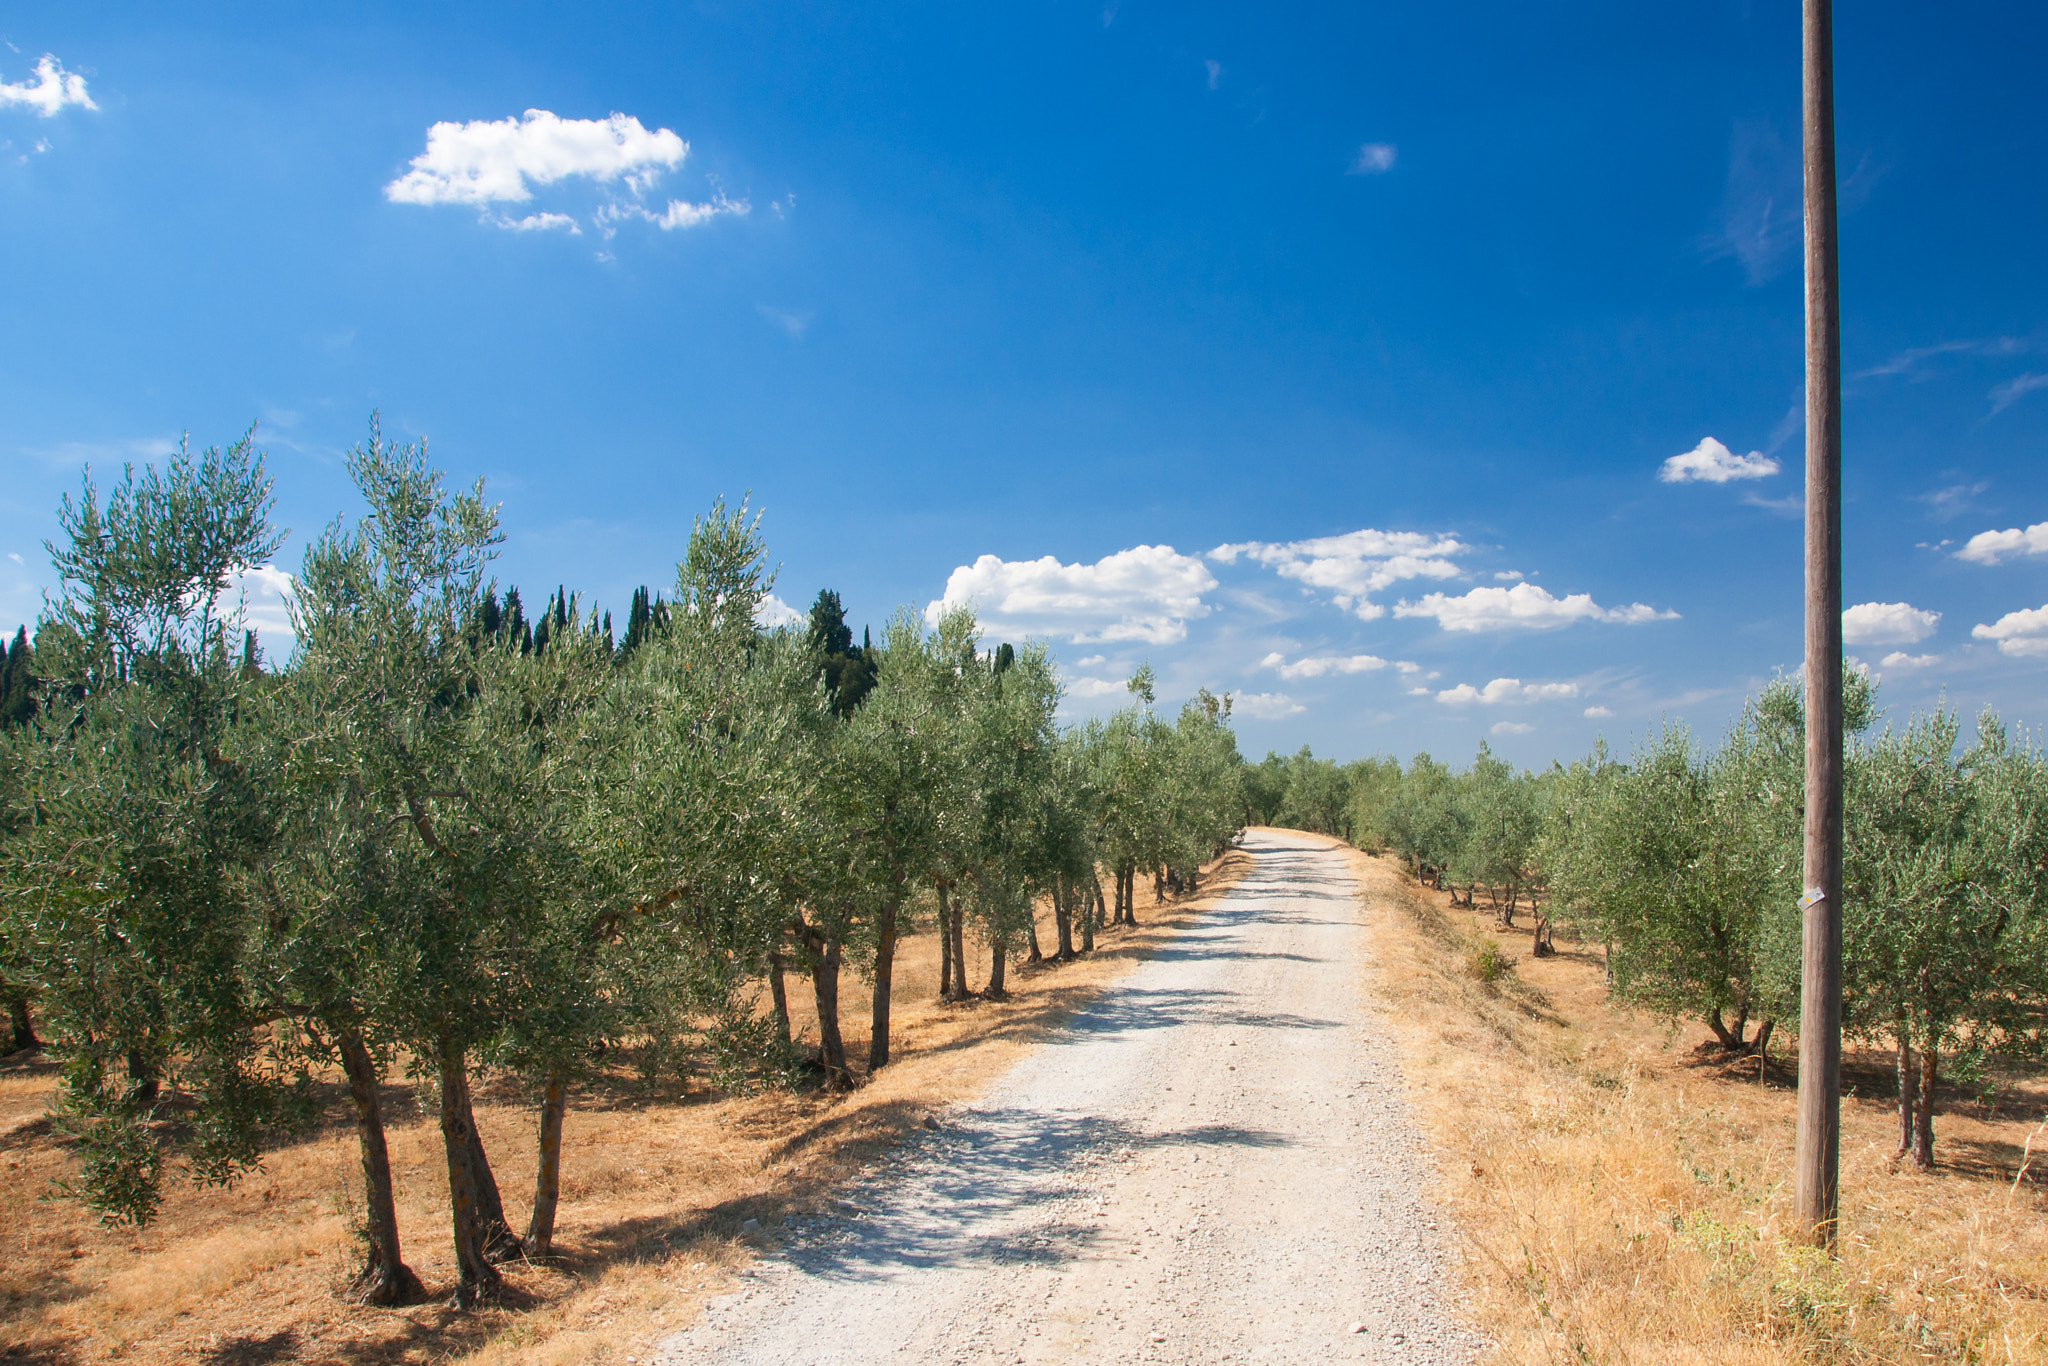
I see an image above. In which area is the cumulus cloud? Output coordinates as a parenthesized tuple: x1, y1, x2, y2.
(506, 211, 579, 233)
(1211, 528, 1465, 620)
(1584, 705, 1614, 718)
(387, 110, 686, 207)
(1879, 652, 1941, 670)
(0, 55, 95, 117)
(1258, 651, 1388, 681)
(1659, 437, 1780, 484)
(1395, 582, 1674, 633)
(755, 593, 805, 629)
(1349, 143, 1397, 174)
(1436, 677, 1579, 706)
(927, 545, 1216, 645)
(1235, 691, 1306, 720)
(1062, 675, 1128, 700)
(1956, 521, 2048, 566)
(1491, 721, 1535, 736)
(1972, 604, 2048, 658)
(1841, 601, 1939, 646)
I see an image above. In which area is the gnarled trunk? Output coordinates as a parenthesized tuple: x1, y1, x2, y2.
(936, 883, 954, 999)
(337, 1029, 424, 1305)
(525, 1068, 569, 1257)
(1053, 875, 1076, 960)
(1026, 912, 1044, 963)
(437, 1040, 505, 1307)
(1893, 1011, 1917, 1161)
(947, 893, 969, 999)
(810, 933, 850, 1088)
(986, 936, 1007, 998)
(869, 894, 900, 1072)
(1080, 877, 1099, 952)
(461, 1090, 520, 1262)
(767, 954, 792, 1048)
(1913, 1045, 1937, 1170)
(7, 997, 35, 1053)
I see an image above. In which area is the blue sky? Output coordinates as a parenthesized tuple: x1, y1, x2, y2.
(4, 2, 2046, 767)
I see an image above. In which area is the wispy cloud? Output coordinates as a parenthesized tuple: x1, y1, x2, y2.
(1436, 677, 1579, 706)
(1491, 721, 1535, 736)
(1879, 651, 1941, 670)
(1395, 583, 1675, 633)
(1583, 705, 1614, 718)
(928, 545, 1217, 645)
(1855, 336, 2022, 380)
(1973, 603, 2048, 658)
(1348, 143, 1397, 175)
(1204, 59, 1223, 91)
(1659, 436, 1779, 484)
(1990, 373, 2048, 414)
(1707, 120, 1799, 285)
(1916, 481, 1988, 523)
(1211, 528, 1465, 621)
(1956, 521, 2048, 566)
(1841, 601, 1939, 647)
(0, 55, 95, 117)
(757, 305, 813, 338)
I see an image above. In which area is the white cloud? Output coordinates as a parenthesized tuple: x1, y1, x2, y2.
(1583, 705, 1614, 718)
(1258, 650, 1388, 681)
(504, 211, 579, 233)
(226, 564, 297, 651)
(1349, 143, 1397, 174)
(1493, 570, 1524, 581)
(755, 593, 805, 629)
(1395, 582, 1674, 633)
(1394, 660, 1424, 674)
(927, 545, 1217, 645)
(1072, 654, 1106, 667)
(1406, 686, 1431, 696)
(1436, 677, 1579, 706)
(1211, 528, 1466, 620)
(1841, 601, 1939, 647)
(1491, 721, 1535, 736)
(1879, 652, 1941, 670)
(1991, 373, 2048, 414)
(1062, 675, 1128, 700)
(1956, 521, 2048, 566)
(386, 109, 687, 207)
(1973, 604, 2048, 658)
(1659, 437, 1780, 484)
(1235, 691, 1305, 720)
(1204, 59, 1222, 91)
(0, 55, 95, 117)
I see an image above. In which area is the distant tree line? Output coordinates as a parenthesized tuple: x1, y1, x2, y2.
(0, 423, 1247, 1308)
(1245, 679, 2048, 1170)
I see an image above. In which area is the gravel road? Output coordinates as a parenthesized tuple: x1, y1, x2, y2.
(652, 829, 1482, 1366)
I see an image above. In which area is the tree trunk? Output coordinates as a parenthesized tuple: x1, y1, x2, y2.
(461, 1091, 520, 1262)
(1054, 876, 1076, 960)
(1706, 1007, 1737, 1050)
(1913, 1045, 1937, 1170)
(936, 884, 954, 999)
(1752, 1018, 1775, 1059)
(437, 1040, 505, 1307)
(810, 934, 850, 1088)
(948, 894, 969, 999)
(525, 1067, 569, 1257)
(127, 1049, 160, 1107)
(7, 996, 34, 1053)
(986, 936, 1007, 998)
(767, 955, 792, 1048)
(1026, 911, 1044, 963)
(1893, 1013, 1917, 1161)
(337, 1029, 424, 1306)
(1080, 878, 1098, 952)
(868, 895, 900, 1073)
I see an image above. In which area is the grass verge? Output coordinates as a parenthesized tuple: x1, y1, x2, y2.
(1335, 838, 2048, 1365)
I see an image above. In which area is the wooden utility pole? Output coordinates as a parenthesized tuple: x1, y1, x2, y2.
(1794, 0, 1844, 1250)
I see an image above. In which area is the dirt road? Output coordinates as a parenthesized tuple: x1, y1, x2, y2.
(653, 830, 1481, 1365)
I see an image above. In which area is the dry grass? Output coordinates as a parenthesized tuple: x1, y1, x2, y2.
(1334, 837, 2048, 1365)
(0, 851, 1247, 1365)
